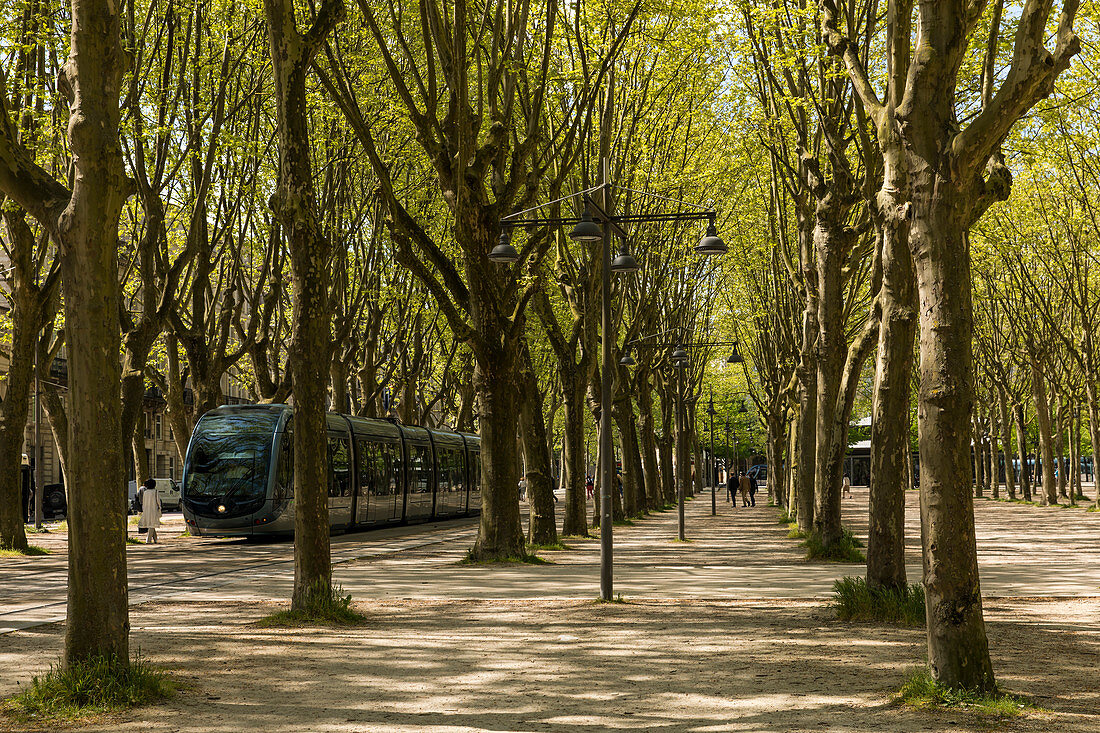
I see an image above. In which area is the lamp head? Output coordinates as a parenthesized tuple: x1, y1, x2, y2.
(569, 210, 603, 242)
(696, 218, 727, 256)
(489, 231, 520, 263)
(611, 242, 641, 274)
(726, 344, 743, 364)
(619, 347, 636, 367)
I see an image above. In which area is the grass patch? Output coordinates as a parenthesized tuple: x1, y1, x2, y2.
(526, 541, 570, 552)
(1087, 505, 1099, 513)
(594, 593, 628, 604)
(832, 576, 925, 626)
(23, 525, 50, 534)
(255, 584, 368, 627)
(893, 668, 1032, 718)
(128, 516, 140, 526)
(612, 518, 635, 527)
(460, 548, 549, 565)
(670, 537, 693, 543)
(803, 528, 866, 563)
(560, 533, 594, 541)
(787, 527, 806, 540)
(125, 537, 143, 545)
(0, 545, 50, 557)
(1, 654, 173, 723)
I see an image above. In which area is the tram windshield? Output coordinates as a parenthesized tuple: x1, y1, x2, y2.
(184, 411, 279, 511)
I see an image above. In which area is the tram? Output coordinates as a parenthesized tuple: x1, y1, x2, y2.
(181, 404, 481, 537)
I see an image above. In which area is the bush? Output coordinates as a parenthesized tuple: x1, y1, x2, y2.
(832, 576, 925, 625)
(894, 668, 1031, 718)
(803, 528, 865, 562)
(256, 583, 368, 627)
(2, 655, 173, 722)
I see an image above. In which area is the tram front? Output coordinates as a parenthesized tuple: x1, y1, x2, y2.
(181, 405, 293, 537)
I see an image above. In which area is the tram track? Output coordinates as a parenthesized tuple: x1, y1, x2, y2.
(0, 520, 477, 634)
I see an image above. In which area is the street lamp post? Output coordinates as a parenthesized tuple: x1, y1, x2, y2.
(496, 160, 724, 601)
(676, 356, 687, 541)
(708, 391, 717, 516)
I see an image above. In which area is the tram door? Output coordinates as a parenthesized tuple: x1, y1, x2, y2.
(327, 434, 353, 527)
(358, 439, 401, 523)
(404, 442, 434, 520)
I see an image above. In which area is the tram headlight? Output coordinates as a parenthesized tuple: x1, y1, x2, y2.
(217, 504, 226, 514)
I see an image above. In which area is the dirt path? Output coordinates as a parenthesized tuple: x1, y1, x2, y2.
(1, 490, 1098, 732)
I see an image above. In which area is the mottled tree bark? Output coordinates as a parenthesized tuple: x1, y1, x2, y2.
(1015, 403, 1031, 501)
(997, 387, 1015, 499)
(868, 186, 914, 591)
(1030, 361, 1057, 505)
(262, 0, 345, 609)
(58, 0, 130, 666)
(518, 339, 557, 546)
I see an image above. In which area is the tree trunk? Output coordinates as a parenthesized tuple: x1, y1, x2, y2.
(471, 350, 525, 558)
(796, 362, 817, 534)
(1014, 402, 1030, 501)
(0, 211, 39, 551)
(1084, 383, 1100, 508)
(613, 370, 644, 518)
(909, 178, 994, 693)
(636, 369, 662, 511)
(1030, 362, 1057, 505)
(867, 201, 914, 591)
(560, 375, 589, 537)
(518, 341, 557, 546)
(813, 218, 848, 547)
(766, 412, 786, 508)
(263, 0, 344, 609)
(997, 387, 1015, 499)
(1056, 394, 1067, 499)
(972, 415, 984, 498)
(59, 0, 129, 666)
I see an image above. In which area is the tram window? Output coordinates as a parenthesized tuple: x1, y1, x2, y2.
(438, 449, 451, 494)
(471, 452, 481, 490)
(356, 439, 376, 496)
(451, 451, 465, 494)
(389, 445, 402, 495)
(329, 437, 351, 497)
(409, 445, 431, 494)
(276, 432, 293, 499)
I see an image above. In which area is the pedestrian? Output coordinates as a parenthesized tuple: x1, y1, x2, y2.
(738, 470, 751, 507)
(518, 475, 528, 501)
(585, 475, 594, 500)
(842, 473, 852, 499)
(616, 473, 623, 498)
(748, 472, 758, 507)
(726, 470, 736, 504)
(138, 477, 162, 544)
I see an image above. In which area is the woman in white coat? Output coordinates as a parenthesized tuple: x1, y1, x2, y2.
(138, 477, 162, 544)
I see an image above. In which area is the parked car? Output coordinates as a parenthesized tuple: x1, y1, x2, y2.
(128, 478, 181, 512)
(39, 481, 67, 520)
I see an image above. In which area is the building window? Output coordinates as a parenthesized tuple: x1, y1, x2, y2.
(155, 414, 162, 441)
(144, 412, 152, 438)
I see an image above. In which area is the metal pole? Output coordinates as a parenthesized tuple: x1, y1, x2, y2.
(598, 156, 614, 601)
(33, 353, 42, 529)
(677, 364, 685, 541)
(710, 405, 716, 516)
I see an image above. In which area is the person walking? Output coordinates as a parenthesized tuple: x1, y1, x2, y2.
(726, 470, 736, 504)
(585, 475, 594, 501)
(842, 473, 852, 499)
(738, 470, 751, 507)
(748, 472, 758, 507)
(518, 475, 528, 502)
(138, 477, 162, 544)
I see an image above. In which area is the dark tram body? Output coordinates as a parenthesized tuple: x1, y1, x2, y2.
(181, 405, 481, 537)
